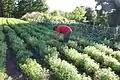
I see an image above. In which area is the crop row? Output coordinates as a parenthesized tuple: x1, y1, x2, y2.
(5, 25, 50, 80)
(7, 19, 92, 80)
(84, 46, 120, 74)
(0, 18, 12, 80)
(59, 47, 119, 80)
(6, 18, 120, 80)
(94, 43, 120, 62)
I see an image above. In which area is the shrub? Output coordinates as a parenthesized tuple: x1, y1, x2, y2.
(94, 68, 119, 80)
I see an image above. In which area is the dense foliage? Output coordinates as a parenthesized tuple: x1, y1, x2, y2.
(0, 18, 120, 80)
(95, 0, 120, 26)
(21, 12, 76, 24)
(0, 0, 48, 18)
(0, 18, 12, 80)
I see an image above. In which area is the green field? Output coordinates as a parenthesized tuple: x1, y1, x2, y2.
(0, 18, 120, 80)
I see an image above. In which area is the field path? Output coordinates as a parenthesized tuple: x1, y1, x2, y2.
(4, 31, 27, 80)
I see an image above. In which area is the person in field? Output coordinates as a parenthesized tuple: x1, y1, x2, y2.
(53, 25, 72, 45)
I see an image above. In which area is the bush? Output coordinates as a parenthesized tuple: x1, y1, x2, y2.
(112, 51, 120, 62)
(20, 58, 49, 80)
(94, 68, 119, 80)
(48, 57, 91, 80)
(21, 12, 76, 24)
(84, 46, 120, 73)
(60, 47, 99, 74)
(94, 43, 113, 55)
(0, 72, 12, 80)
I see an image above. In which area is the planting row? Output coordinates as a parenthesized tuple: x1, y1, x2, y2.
(59, 47, 119, 80)
(84, 46, 120, 74)
(0, 18, 12, 80)
(94, 44, 120, 62)
(7, 19, 92, 80)
(6, 18, 120, 79)
(5, 25, 50, 80)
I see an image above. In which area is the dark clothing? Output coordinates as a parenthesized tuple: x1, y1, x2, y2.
(63, 32, 71, 43)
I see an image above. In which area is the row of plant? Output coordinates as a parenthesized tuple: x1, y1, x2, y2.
(27, 24, 120, 80)
(68, 32, 120, 63)
(7, 19, 58, 48)
(13, 12, 119, 50)
(25, 21, 120, 79)
(21, 23, 97, 76)
(44, 47, 92, 80)
(94, 43, 120, 62)
(0, 18, 13, 80)
(20, 21, 120, 80)
(67, 38, 120, 62)
(68, 35, 120, 63)
(84, 46, 120, 74)
(23, 23, 56, 39)
(59, 46, 120, 80)
(5, 24, 50, 80)
(23, 24, 94, 52)
(0, 18, 7, 25)
(48, 57, 91, 80)
(6, 18, 93, 52)
(22, 24, 87, 52)
(70, 23, 120, 50)
(28, 16, 118, 50)
(6, 18, 29, 24)
(7, 18, 56, 40)
(12, 20, 120, 79)
(20, 58, 49, 80)
(0, 26, 6, 72)
(0, 30, 12, 79)
(7, 18, 93, 80)
(11, 18, 94, 79)
(8, 18, 120, 64)
(59, 47, 99, 75)
(13, 22, 82, 50)
(6, 18, 120, 79)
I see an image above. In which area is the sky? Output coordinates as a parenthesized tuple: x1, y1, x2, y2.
(46, 0, 97, 12)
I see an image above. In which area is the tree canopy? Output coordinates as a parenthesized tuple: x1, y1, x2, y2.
(95, 0, 120, 27)
(0, 0, 48, 18)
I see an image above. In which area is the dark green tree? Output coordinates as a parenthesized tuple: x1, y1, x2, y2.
(0, 0, 48, 18)
(95, 10, 108, 26)
(0, 0, 4, 17)
(95, 0, 120, 27)
(95, 0, 120, 49)
(0, 0, 15, 17)
(14, 0, 48, 18)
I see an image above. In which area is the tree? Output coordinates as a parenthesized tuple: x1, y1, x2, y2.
(61, 6, 86, 22)
(3, 0, 15, 17)
(95, 0, 120, 26)
(0, 0, 4, 17)
(51, 10, 60, 16)
(61, 12, 74, 20)
(85, 7, 97, 25)
(96, 11, 108, 26)
(0, 0, 15, 17)
(14, 0, 48, 18)
(95, 0, 120, 49)
(0, 0, 48, 18)
(72, 6, 86, 22)
(91, 11, 97, 25)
